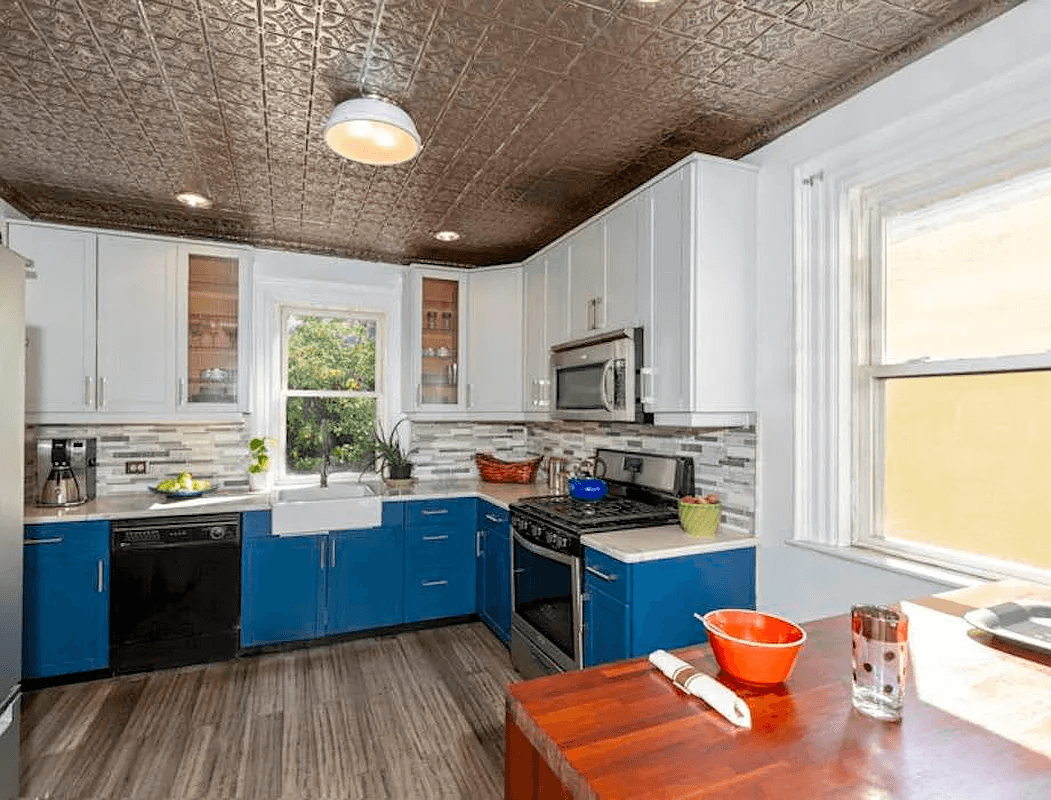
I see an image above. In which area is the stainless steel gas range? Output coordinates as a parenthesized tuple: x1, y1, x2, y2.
(509, 448, 694, 678)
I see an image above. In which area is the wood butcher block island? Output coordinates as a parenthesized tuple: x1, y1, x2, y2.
(505, 580, 1051, 799)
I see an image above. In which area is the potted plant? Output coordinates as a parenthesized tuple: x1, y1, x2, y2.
(373, 417, 413, 480)
(247, 436, 275, 491)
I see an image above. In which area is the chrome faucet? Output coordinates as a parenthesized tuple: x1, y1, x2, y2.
(319, 417, 330, 489)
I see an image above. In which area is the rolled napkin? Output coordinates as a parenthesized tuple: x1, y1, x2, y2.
(648, 649, 752, 729)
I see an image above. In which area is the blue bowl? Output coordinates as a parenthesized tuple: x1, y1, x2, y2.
(568, 477, 608, 501)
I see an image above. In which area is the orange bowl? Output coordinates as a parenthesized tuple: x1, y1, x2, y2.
(701, 609, 806, 685)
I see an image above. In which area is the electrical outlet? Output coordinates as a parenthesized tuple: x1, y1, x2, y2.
(125, 460, 147, 475)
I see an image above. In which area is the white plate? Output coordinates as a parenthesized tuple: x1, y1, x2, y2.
(964, 599, 1051, 654)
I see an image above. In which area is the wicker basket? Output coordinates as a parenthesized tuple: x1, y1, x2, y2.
(475, 453, 542, 484)
(679, 501, 722, 538)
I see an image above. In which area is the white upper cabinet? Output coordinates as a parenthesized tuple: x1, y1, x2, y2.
(10, 221, 250, 422)
(644, 155, 757, 427)
(605, 192, 647, 330)
(466, 266, 523, 416)
(12, 225, 97, 415)
(568, 220, 605, 338)
(95, 234, 177, 414)
(546, 242, 570, 348)
(404, 267, 468, 416)
(522, 255, 549, 415)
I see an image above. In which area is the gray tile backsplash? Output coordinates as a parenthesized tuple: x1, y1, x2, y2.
(412, 420, 757, 533)
(26, 421, 251, 498)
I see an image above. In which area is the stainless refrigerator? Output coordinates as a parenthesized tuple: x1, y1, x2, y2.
(0, 244, 26, 799)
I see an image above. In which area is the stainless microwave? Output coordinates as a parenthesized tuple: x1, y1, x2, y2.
(550, 328, 648, 423)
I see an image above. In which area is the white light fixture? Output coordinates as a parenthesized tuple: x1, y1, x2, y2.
(175, 191, 212, 209)
(324, 95, 421, 166)
(434, 230, 460, 242)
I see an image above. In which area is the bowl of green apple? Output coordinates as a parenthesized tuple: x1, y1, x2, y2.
(151, 471, 214, 499)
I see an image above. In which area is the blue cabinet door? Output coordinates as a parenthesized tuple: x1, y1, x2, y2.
(22, 521, 110, 679)
(480, 527, 511, 642)
(584, 585, 630, 667)
(404, 499, 477, 623)
(327, 525, 404, 635)
(241, 535, 323, 647)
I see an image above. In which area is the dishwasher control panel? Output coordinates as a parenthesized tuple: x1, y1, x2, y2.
(112, 513, 240, 548)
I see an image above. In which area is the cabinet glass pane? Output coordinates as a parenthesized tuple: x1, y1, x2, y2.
(420, 277, 459, 405)
(187, 254, 239, 404)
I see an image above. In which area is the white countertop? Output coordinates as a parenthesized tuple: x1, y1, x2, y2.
(582, 524, 757, 564)
(25, 481, 757, 564)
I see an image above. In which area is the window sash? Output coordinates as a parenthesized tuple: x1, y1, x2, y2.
(278, 305, 384, 480)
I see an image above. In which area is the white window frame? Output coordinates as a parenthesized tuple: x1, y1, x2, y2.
(278, 304, 386, 484)
(793, 54, 1051, 581)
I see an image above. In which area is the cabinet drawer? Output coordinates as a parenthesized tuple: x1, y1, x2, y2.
(584, 548, 630, 605)
(478, 502, 509, 532)
(405, 568, 475, 622)
(24, 521, 109, 557)
(241, 510, 271, 539)
(407, 528, 471, 568)
(405, 498, 474, 529)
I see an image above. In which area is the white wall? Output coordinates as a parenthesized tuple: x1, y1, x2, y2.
(250, 247, 407, 474)
(743, 0, 1051, 622)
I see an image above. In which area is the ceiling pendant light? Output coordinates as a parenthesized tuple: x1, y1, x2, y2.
(324, 95, 421, 166)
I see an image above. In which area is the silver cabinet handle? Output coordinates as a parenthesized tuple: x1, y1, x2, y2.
(421, 508, 449, 516)
(531, 378, 537, 408)
(640, 367, 655, 404)
(320, 539, 326, 570)
(25, 537, 64, 546)
(330, 538, 336, 567)
(84, 375, 94, 408)
(484, 513, 504, 524)
(422, 534, 449, 541)
(476, 530, 483, 557)
(417, 383, 422, 407)
(587, 298, 594, 330)
(593, 296, 603, 328)
(585, 565, 619, 582)
(97, 560, 104, 592)
(177, 377, 185, 406)
(541, 379, 550, 409)
(99, 376, 108, 410)
(467, 383, 472, 409)
(421, 579, 448, 587)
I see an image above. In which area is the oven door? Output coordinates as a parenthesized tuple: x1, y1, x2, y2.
(510, 530, 583, 674)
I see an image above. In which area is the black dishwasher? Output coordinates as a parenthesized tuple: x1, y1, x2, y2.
(110, 513, 241, 674)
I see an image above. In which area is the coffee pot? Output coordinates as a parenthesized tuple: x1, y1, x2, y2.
(546, 456, 569, 495)
(37, 438, 96, 507)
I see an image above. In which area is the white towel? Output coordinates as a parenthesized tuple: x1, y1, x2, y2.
(648, 649, 751, 729)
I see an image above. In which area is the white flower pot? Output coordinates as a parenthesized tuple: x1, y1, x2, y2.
(248, 471, 272, 492)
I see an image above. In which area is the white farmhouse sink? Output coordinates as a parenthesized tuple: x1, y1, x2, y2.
(271, 483, 382, 534)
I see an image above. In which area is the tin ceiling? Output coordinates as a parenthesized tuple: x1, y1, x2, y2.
(0, 0, 1014, 266)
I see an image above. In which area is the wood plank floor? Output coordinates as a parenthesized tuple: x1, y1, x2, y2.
(19, 623, 520, 800)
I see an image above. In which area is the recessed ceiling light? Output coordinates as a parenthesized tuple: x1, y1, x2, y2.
(434, 230, 460, 242)
(175, 191, 212, 209)
(324, 95, 421, 166)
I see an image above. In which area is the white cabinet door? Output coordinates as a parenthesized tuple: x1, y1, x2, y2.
(604, 195, 643, 330)
(11, 224, 97, 415)
(522, 255, 549, 413)
(546, 242, 570, 348)
(568, 220, 605, 338)
(467, 267, 523, 415)
(408, 267, 468, 414)
(649, 166, 692, 414)
(96, 235, 177, 414)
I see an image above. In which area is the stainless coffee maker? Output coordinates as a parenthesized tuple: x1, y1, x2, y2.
(37, 438, 97, 506)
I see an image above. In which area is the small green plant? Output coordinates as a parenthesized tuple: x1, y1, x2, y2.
(372, 417, 412, 472)
(248, 437, 275, 474)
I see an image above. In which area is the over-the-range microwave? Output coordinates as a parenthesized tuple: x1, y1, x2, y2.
(550, 328, 650, 424)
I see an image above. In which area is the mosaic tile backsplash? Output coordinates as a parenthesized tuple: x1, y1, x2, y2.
(412, 420, 756, 533)
(26, 422, 252, 498)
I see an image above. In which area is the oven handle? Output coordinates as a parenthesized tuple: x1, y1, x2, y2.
(512, 529, 577, 567)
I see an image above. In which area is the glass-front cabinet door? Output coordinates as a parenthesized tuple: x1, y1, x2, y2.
(176, 245, 249, 414)
(414, 271, 466, 411)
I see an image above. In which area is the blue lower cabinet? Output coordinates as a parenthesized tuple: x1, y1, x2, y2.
(241, 535, 324, 647)
(585, 586, 630, 667)
(478, 502, 511, 643)
(23, 521, 110, 679)
(404, 499, 477, 623)
(583, 545, 756, 667)
(327, 525, 404, 635)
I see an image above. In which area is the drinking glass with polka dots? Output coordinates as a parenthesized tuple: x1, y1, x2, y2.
(851, 605, 909, 721)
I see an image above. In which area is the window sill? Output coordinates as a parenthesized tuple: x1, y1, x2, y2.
(785, 539, 987, 589)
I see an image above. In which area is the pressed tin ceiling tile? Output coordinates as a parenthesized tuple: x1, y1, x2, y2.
(0, 0, 1019, 266)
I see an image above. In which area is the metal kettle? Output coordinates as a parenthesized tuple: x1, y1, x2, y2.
(39, 463, 84, 506)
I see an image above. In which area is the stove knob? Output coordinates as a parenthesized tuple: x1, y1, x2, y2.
(209, 526, 226, 540)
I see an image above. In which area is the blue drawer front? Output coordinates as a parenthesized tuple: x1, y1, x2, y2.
(405, 498, 474, 529)
(478, 501, 509, 530)
(404, 567, 476, 622)
(242, 510, 271, 539)
(583, 548, 631, 605)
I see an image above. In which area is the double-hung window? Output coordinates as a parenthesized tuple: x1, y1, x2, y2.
(857, 168, 1051, 576)
(280, 307, 383, 479)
